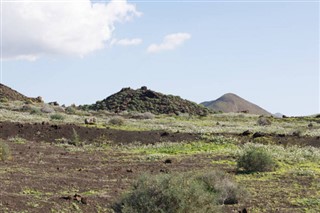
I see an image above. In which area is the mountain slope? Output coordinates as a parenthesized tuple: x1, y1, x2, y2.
(201, 93, 271, 115)
(0, 83, 42, 103)
(84, 86, 211, 116)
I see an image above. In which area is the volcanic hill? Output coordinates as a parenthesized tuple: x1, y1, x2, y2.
(201, 93, 271, 115)
(84, 86, 211, 116)
(0, 83, 42, 103)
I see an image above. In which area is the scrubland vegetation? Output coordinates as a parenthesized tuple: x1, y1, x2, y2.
(0, 100, 319, 212)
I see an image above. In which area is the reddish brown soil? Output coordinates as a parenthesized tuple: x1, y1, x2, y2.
(0, 140, 234, 212)
(1, 121, 319, 148)
(0, 122, 318, 212)
(0, 121, 198, 145)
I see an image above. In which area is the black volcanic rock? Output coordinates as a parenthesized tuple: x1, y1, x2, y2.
(83, 86, 211, 116)
(201, 93, 270, 115)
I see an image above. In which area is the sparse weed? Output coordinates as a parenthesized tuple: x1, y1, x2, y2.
(130, 112, 155, 120)
(69, 128, 82, 146)
(0, 140, 11, 161)
(8, 136, 27, 144)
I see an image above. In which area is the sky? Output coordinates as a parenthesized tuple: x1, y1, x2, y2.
(1, 0, 319, 116)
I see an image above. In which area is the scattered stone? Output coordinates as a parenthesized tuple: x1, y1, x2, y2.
(48, 101, 59, 106)
(74, 194, 82, 202)
(81, 197, 88, 205)
(60, 195, 72, 200)
(85, 117, 97, 125)
(161, 132, 170, 137)
(160, 169, 169, 173)
(241, 130, 251, 136)
(164, 159, 172, 164)
(252, 132, 266, 138)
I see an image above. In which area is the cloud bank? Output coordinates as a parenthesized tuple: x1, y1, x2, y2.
(147, 33, 191, 53)
(2, 0, 141, 60)
(111, 38, 142, 46)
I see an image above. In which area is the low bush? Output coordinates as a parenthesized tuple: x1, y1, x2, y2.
(50, 113, 65, 120)
(65, 106, 76, 114)
(0, 140, 11, 161)
(108, 116, 125, 126)
(30, 108, 42, 115)
(237, 147, 276, 173)
(114, 171, 245, 213)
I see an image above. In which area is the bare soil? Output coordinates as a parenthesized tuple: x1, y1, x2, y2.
(0, 121, 319, 212)
(0, 140, 229, 212)
(0, 121, 198, 145)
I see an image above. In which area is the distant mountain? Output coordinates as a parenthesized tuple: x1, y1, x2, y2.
(0, 83, 42, 103)
(83, 86, 211, 116)
(273, 113, 284, 118)
(201, 93, 271, 115)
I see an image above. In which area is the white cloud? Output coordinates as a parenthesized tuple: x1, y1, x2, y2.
(111, 38, 142, 46)
(2, 0, 141, 60)
(147, 33, 191, 53)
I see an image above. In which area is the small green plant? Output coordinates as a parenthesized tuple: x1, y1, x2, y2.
(0, 97, 9, 103)
(50, 113, 65, 120)
(114, 171, 245, 213)
(0, 140, 12, 161)
(30, 108, 42, 115)
(69, 128, 82, 146)
(9, 136, 27, 144)
(237, 146, 276, 173)
(108, 116, 125, 126)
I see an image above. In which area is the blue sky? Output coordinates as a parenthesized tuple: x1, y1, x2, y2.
(1, 0, 319, 116)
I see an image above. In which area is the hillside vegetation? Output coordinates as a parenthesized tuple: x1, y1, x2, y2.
(0, 83, 42, 103)
(82, 86, 211, 116)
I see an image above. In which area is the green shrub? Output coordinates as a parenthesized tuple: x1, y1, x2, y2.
(237, 147, 276, 173)
(65, 106, 76, 114)
(108, 116, 125, 126)
(50, 113, 65, 120)
(114, 171, 245, 213)
(0, 140, 11, 161)
(30, 108, 42, 115)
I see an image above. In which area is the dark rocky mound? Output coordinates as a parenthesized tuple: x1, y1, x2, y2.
(0, 83, 42, 103)
(83, 86, 210, 116)
(201, 93, 271, 115)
